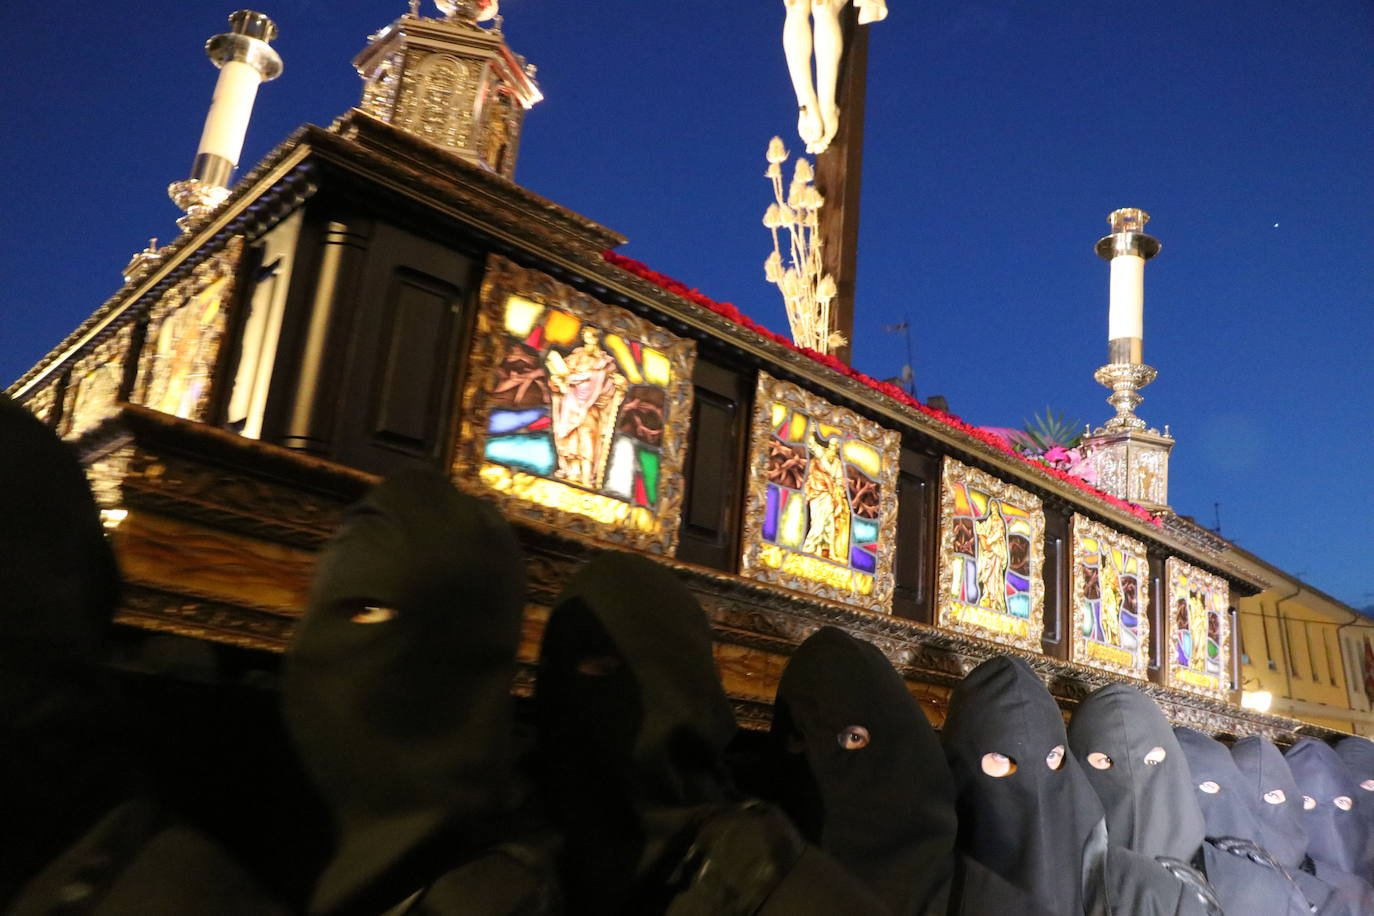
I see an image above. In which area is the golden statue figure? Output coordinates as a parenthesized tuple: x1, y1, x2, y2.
(1099, 562, 1122, 647)
(801, 433, 852, 561)
(974, 506, 1008, 612)
(1188, 592, 1209, 670)
(545, 326, 626, 490)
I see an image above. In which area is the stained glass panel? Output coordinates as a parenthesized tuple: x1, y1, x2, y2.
(456, 256, 694, 555)
(61, 324, 134, 439)
(135, 237, 243, 422)
(1070, 514, 1150, 679)
(1165, 557, 1231, 698)
(936, 457, 1045, 651)
(739, 372, 899, 613)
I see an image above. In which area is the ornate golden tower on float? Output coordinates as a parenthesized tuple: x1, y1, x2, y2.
(353, 0, 542, 178)
(1084, 208, 1175, 512)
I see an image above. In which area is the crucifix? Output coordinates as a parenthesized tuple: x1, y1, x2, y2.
(781, 0, 885, 365)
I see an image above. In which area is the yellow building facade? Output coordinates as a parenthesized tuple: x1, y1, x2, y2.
(1226, 543, 1374, 735)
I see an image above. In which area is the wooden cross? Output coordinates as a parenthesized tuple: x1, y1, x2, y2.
(814, 3, 869, 366)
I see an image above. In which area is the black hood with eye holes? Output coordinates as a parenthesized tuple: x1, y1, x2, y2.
(1175, 728, 1313, 916)
(942, 655, 1105, 915)
(1173, 727, 1263, 843)
(770, 626, 955, 916)
(1335, 736, 1374, 878)
(1067, 683, 1204, 862)
(1285, 738, 1370, 877)
(283, 470, 527, 916)
(1230, 736, 1309, 869)
(535, 551, 737, 913)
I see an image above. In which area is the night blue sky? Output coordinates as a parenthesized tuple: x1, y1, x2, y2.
(3, 1, 1371, 608)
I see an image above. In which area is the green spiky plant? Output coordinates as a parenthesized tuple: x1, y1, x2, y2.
(1019, 406, 1084, 453)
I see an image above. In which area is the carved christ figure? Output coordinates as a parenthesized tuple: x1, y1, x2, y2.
(546, 326, 626, 490)
(782, 0, 888, 154)
(801, 434, 852, 561)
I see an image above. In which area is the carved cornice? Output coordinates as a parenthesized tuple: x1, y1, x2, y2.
(117, 583, 295, 653)
(327, 112, 625, 252)
(74, 404, 374, 548)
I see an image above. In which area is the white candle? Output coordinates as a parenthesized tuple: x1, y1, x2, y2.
(196, 60, 263, 167)
(1108, 253, 1144, 342)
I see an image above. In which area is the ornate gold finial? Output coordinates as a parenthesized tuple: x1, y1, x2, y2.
(352, 1, 539, 178)
(763, 137, 844, 354)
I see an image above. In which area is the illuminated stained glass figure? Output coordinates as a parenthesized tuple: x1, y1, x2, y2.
(973, 507, 1009, 612)
(1188, 592, 1209, 672)
(1175, 598, 1193, 667)
(801, 434, 851, 560)
(743, 373, 898, 612)
(1164, 558, 1228, 697)
(937, 459, 1044, 650)
(1069, 517, 1148, 678)
(546, 326, 627, 490)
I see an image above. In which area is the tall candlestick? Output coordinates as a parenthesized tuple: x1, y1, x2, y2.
(169, 11, 282, 226)
(1095, 207, 1159, 366)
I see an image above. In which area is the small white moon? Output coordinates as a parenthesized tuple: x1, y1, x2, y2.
(1273, 222, 1280, 228)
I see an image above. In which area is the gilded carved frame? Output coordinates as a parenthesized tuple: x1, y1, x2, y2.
(1070, 514, 1151, 680)
(936, 457, 1045, 651)
(1164, 556, 1231, 700)
(739, 371, 900, 614)
(455, 254, 695, 555)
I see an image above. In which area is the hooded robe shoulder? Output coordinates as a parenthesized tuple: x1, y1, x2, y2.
(284, 469, 555, 916)
(1173, 727, 1310, 916)
(1, 395, 285, 915)
(1065, 683, 1220, 916)
(536, 552, 884, 916)
(942, 655, 1108, 916)
(770, 626, 956, 915)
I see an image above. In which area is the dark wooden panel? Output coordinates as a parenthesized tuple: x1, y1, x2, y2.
(1041, 507, 1069, 659)
(371, 269, 460, 449)
(1147, 552, 1167, 687)
(893, 446, 938, 622)
(677, 359, 750, 571)
(328, 222, 475, 476)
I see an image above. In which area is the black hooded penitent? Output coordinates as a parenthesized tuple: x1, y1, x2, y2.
(536, 551, 738, 913)
(536, 553, 885, 916)
(0, 396, 125, 903)
(1173, 726, 1310, 916)
(283, 470, 530, 915)
(771, 626, 956, 915)
(1067, 684, 1203, 861)
(1335, 736, 1374, 878)
(1067, 683, 1222, 916)
(1285, 738, 1370, 878)
(1230, 736, 1310, 870)
(1229, 735, 1362, 914)
(942, 655, 1106, 916)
